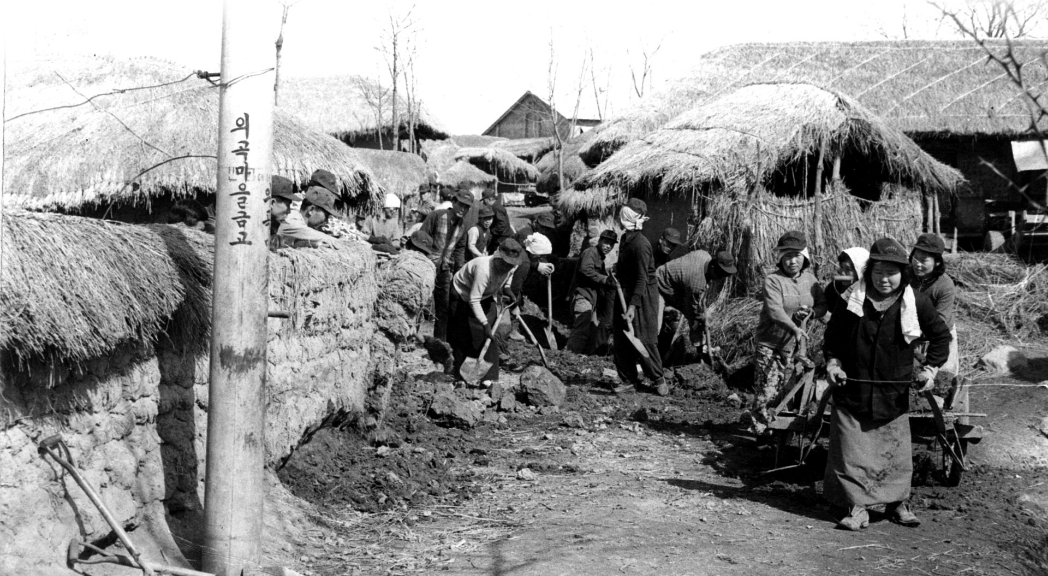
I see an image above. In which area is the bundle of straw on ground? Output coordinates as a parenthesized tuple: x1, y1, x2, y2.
(454, 147, 541, 183)
(945, 252, 1048, 366)
(4, 55, 382, 212)
(374, 251, 437, 342)
(0, 211, 185, 365)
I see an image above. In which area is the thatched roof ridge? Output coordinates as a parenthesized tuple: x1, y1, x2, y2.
(4, 55, 383, 211)
(278, 75, 448, 140)
(454, 147, 540, 183)
(535, 130, 596, 193)
(565, 83, 964, 218)
(490, 137, 555, 162)
(1, 209, 378, 365)
(436, 161, 497, 188)
(354, 149, 427, 199)
(581, 39, 1048, 164)
(451, 134, 506, 147)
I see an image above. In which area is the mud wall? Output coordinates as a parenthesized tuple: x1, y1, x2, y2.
(0, 244, 428, 575)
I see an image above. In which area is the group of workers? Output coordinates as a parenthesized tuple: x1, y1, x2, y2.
(752, 229, 958, 531)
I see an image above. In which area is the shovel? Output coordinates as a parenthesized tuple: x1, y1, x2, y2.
(516, 312, 550, 369)
(610, 273, 650, 359)
(459, 305, 510, 384)
(545, 275, 559, 350)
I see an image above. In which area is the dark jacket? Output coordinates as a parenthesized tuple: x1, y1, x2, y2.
(824, 290, 950, 421)
(569, 246, 613, 306)
(911, 272, 956, 329)
(420, 208, 468, 272)
(489, 200, 513, 242)
(617, 230, 658, 310)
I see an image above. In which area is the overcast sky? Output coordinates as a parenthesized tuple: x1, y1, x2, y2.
(3, 0, 1022, 134)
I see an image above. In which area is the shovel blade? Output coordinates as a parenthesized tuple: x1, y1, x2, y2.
(624, 329, 650, 359)
(544, 326, 559, 351)
(459, 357, 493, 384)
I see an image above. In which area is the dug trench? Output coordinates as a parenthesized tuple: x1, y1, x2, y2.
(274, 337, 1048, 575)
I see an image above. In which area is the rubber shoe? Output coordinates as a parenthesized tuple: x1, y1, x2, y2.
(837, 506, 869, 531)
(888, 502, 920, 527)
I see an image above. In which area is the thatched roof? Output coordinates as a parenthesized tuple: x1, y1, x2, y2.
(1, 209, 377, 365)
(278, 75, 448, 141)
(536, 130, 596, 194)
(581, 40, 1048, 165)
(354, 149, 427, 199)
(436, 161, 497, 189)
(563, 83, 964, 218)
(4, 55, 383, 211)
(454, 147, 540, 183)
(451, 135, 506, 147)
(490, 137, 555, 162)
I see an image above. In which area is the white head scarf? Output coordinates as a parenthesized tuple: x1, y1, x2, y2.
(619, 206, 649, 231)
(775, 247, 812, 271)
(524, 233, 552, 255)
(383, 193, 401, 209)
(841, 247, 870, 280)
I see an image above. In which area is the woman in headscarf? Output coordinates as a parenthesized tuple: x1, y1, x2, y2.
(815, 247, 870, 323)
(909, 233, 959, 381)
(823, 238, 950, 531)
(750, 231, 826, 435)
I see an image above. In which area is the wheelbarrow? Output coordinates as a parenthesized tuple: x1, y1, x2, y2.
(38, 434, 213, 576)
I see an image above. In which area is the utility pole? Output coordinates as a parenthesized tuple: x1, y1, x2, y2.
(202, 1, 274, 575)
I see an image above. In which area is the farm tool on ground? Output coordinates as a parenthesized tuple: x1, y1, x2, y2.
(38, 434, 213, 576)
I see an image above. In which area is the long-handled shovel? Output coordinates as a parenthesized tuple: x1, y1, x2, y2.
(610, 273, 650, 359)
(545, 275, 559, 350)
(459, 305, 510, 384)
(516, 312, 550, 369)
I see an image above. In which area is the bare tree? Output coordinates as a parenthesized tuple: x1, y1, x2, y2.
(273, 0, 301, 106)
(546, 35, 588, 193)
(354, 76, 390, 150)
(936, 0, 1048, 37)
(377, 5, 416, 152)
(588, 47, 611, 121)
(627, 40, 662, 99)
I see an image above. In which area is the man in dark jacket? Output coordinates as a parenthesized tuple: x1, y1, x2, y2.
(566, 229, 618, 354)
(420, 190, 473, 341)
(656, 249, 737, 362)
(481, 189, 514, 250)
(654, 227, 685, 267)
(613, 198, 667, 395)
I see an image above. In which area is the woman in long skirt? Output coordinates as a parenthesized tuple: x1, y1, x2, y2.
(823, 238, 951, 530)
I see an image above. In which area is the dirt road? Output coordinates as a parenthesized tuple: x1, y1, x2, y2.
(274, 342, 1048, 576)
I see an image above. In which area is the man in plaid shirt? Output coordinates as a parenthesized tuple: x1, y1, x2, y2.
(420, 190, 473, 341)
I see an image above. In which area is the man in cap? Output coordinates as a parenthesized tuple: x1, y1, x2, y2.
(655, 227, 685, 267)
(405, 229, 439, 259)
(360, 193, 404, 254)
(481, 188, 514, 250)
(467, 205, 495, 260)
(566, 229, 619, 354)
(449, 238, 525, 382)
(272, 175, 340, 249)
(402, 200, 434, 245)
(420, 189, 474, 341)
(655, 248, 737, 363)
(303, 169, 362, 240)
(613, 198, 668, 395)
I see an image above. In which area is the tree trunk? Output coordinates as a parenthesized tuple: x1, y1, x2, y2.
(813, 141, 826, 258)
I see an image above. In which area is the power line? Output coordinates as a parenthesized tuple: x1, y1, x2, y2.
(4, 72, 196, 123)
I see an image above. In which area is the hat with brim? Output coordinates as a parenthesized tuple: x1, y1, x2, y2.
(714, 250, 737, 274)
(453, 190, 475, 207)
(534, 212, 555, 229)
(912, 233, 946, 256)
(868, 237, 910, 265)
(408, 229, 439, 256)
(496, 238, 525, 266)
(478, 206, 495, 219)
(308, 169, 340, 196)
(775, 230, 807, 252)
(662, 228, 683, 246)
(304, 185, 340, 215)
(598, 229, 618, 245)
(271, 175, 302, 202)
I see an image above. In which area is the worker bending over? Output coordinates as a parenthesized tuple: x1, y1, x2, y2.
(566, 229, 618, 354)
(656, 248, 737, 363)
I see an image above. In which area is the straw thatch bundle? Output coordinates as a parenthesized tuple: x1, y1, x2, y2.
(355, 149, 427, 200)
(491, 137, 556, 162)
(437, 161, 497, 189)
(277, 75, 447, 142)
(573, 83, 962, 207)
(4, 56, 383, 212)
(454, 147, 540, 183)
(580, 40, 1048, 164)
(451, 135, 506, 147)
(693, 181, 922, 292)
(374, 251, 436, 342)
(536, 130, 596, 194)
(1, 211, 187, 364)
